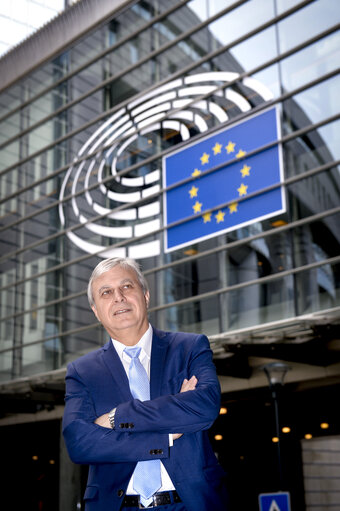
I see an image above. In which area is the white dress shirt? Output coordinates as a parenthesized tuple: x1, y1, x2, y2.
(111, 324, 176, 495)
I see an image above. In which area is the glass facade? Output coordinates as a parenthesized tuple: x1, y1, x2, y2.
(0, 0, 339, 382)
(1, 2, 340, 510)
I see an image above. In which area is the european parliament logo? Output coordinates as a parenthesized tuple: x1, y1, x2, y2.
(163, 107, 285, 252)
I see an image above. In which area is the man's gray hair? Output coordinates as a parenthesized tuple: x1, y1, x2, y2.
(87, 257, 149, 307)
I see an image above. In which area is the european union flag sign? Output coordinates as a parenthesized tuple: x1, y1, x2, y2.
(163, 107, 285, 252)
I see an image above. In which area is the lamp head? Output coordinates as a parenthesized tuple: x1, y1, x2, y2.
(263, 362, 290, 388)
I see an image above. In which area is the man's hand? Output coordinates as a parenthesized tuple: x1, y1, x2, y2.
(173, 375, 197, 440)
(95, 413, 111, 428)
(180, 375, 197, 392)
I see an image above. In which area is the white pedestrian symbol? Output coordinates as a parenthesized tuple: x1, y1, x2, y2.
(269, 501, 281, 511)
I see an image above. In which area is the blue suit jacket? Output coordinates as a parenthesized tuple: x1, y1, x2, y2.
(62, 327, 228, 510)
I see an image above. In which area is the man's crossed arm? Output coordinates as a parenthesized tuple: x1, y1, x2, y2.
(94, 375, 198, 441)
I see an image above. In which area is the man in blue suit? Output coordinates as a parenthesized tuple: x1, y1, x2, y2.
(63, 257, 228, 510)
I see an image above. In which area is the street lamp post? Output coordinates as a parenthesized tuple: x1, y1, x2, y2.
(263, 362, 290, 490)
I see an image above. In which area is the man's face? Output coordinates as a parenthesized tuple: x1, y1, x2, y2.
(91, 265, 150, 345)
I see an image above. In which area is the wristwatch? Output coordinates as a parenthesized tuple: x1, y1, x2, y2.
(108, 407, 117, 429)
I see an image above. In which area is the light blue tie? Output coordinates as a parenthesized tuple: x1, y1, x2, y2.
(124, 347, 161, 507)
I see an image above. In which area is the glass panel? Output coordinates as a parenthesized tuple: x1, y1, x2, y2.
(283, 120, 340, 178)
(284, 74, 340, 129)
(0, 140, 19, 172)
(295, 260, 340, 315)
(276, 0, 301, 14)
(278, 0, 340, 54)
(151, 294, 221, 335)
(208, 0, 275, 48)
(0, 269, 15, 346)
(0, 111, 21, 145)
(229, 26, 278, 71)
(0, 141, 68, 205)
(63, 329, 104, 366)
(155, 259, 340, 335)
(0, 169, 19, 217)
(0, 83, 22, 116)
(280, 31, 340, 93)
(187, 0, 237, 20)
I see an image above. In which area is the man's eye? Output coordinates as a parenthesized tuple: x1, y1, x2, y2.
(102, 290, 112, 296)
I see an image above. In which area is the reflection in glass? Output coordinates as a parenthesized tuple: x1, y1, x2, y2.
(280, 31, 340, 92)
(278, 0, 340, 54)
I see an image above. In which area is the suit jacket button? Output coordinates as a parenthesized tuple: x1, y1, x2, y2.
(158, 449, 163, 454)
(150, 449, 155, 455)
(129, 423, 134, 428)
(119, 424, 124, 429)
(117, 489, 124, 498)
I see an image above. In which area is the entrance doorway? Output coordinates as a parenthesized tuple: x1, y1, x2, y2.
(1, 419, 60, 511)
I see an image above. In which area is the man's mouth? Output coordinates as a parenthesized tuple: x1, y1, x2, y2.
(113, 308, 130, 315)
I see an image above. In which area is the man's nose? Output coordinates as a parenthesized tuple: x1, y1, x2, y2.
(113, 289, 126, 302)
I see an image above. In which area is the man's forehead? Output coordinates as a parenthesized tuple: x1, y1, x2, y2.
(97, 277, 134, 288)
(93, 267, 138, 286)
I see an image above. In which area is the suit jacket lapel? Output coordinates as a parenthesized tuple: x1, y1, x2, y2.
(101, 340, 132, 402)
(150, 327, 169, 399)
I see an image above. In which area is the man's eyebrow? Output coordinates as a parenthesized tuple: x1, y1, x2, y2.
(97, 285, 112, 294)
(97, 279, 134, 294)
(120, 278, 134, 285)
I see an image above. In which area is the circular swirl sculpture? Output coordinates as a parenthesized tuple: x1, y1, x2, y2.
(59, 72, 273, 259)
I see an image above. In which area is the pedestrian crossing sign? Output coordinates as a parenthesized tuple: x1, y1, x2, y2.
(259, 492, 291, 511)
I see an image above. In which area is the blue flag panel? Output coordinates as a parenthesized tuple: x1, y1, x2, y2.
(259, 492, 291, 511)
(163, 107, 285, 252)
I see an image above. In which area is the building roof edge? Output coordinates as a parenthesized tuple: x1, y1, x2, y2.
(0, 0, 132, 93)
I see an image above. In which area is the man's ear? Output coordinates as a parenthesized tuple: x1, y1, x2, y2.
(145, 291, 150, 308)
(91, 305, 99, 321)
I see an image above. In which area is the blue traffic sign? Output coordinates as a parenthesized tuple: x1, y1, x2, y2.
(259, 492, 291, 511)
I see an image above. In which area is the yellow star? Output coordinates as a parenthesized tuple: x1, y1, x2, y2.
(237, 183, 248, 196)
(192, 168, 201, 178)
(240, 164, 251, 177)
(212, 142, 222, 155)
(228, 202, 238, 214)
(193, 201, 202, 214)
(189, 185, 199, 198)
(203, 212, 212, 223)
(200, 152, 210, 165)
(215, 210, 225, 223)
(236, 149, 246, 159)
(225, 141, 236, 153)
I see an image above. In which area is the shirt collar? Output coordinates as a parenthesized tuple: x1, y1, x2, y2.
(111, 323, 153, 360)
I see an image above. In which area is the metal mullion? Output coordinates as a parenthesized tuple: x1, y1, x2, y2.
(1, 203, 340, 325)
(149, 255, 340, 313)
(1, 289, 86, 324)
(0, 0, 248, 150)
(0, 321, 101, 355)
(0, 113, 339, 267)
(143, 206, 340, 277)
(0, 0, 320, 177)
(1, 252, 339, 355)
(1, 158, 339, 293)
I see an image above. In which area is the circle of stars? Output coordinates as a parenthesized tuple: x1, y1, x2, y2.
(188, 136, 252, 225)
